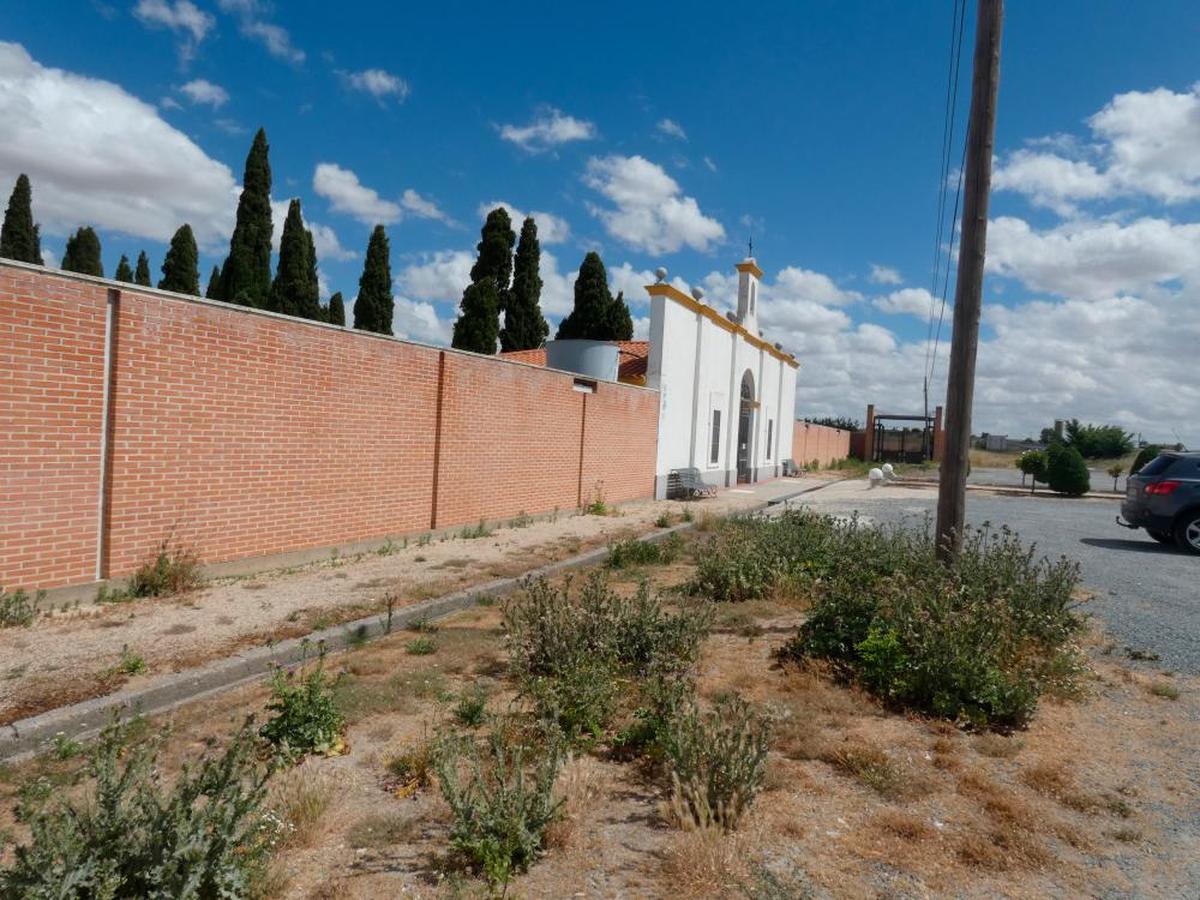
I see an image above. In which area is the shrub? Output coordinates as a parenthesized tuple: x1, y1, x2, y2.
(0, 587, 41, 629)
(777, 514, 1083, 728)
(454, 684, 489, 728)
(1062, 419, 1133, 459)
(259, 654, 345, 762)
(504, 572, 711, 682)
(1016, 450, 1048, 491)
(435, 729, 562, 891)
(661, 694, 769, 832)
(0, 719, 273, 899)
(606, 533, 683, 569)
(1046, 444, 1090, 496)
(127, 540, 203, 598)
(406, 636, 438, 656)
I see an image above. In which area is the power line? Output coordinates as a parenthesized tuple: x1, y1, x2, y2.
(929, 139, 968, 389)
(925, 0, 970, 398)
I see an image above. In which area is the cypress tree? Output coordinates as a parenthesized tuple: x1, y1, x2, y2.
(470, 207, 516, 299)
(219, 128, 273, 306)
(327, 291, 345, 326)
(269, 199, 315, 317)
(205, 265, 221, 298)
(499, 216, 549, 352)
(557, 251, 614, 340)
(134, 251, 152, 286)
(301, 228, 321, 319)
(158, 224, 200, 295)
(452, 278, 501, 354)
(61, 227, 103, 277)
(353, 225, 393, 334)
(608, 290, 634, 341)
(327, 291, 346, 326)
(114, 255, 135, 283)
(0, 174, 44, 264)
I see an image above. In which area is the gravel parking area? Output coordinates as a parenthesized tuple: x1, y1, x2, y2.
(796, 480, 1200, 675)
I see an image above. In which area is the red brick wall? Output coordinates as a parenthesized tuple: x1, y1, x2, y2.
(0, 270, 108, 588)
(792, 422, 852, 468)
(0, 263, 659, 592)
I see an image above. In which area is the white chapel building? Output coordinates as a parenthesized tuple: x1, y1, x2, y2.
(645, 257, 799, 497)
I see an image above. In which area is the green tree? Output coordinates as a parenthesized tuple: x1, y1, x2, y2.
(451, 278, 501, 353)
(1046, 444, 1090, 496)
(205, 265, 221, 298)
(608, 290, 634, 341)
(498, 216, 548, 351)
(1106, 463, 1124, 491)
(1016, 449, 1048, 493)
(806, 416, 862, 432)
(114, 254, 134, 283)
(61, 227, 103, 276)
(470, 207, 516, 300)
(353, 225, 393, 334)
(557, 251, 618, 340)
(0, 174, 44, 264)
(219, 128, 273, 306)
(134, 251, 152, 286)
(327, 291, 346, 326)
(1062, 419, 1133, 459)
(1130, 445, 1160, 474)
(158, 224, 200, 295)
(269, 199, 320, 318)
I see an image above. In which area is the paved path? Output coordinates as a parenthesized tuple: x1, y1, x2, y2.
(795, 480, 1200, 675)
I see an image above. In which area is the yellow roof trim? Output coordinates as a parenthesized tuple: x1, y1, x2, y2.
(735, 260, 764, 279)
(645, 282, 800, 368)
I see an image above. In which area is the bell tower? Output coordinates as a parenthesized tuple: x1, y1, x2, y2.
(735, 256, 763, 334)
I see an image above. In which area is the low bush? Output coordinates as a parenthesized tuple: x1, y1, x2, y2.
(769, 513, 1083, 728)
(0, 719, 273, 899)
(660, 694, 770, 832)
(454, 684, 489, 728)
(128, 540, 203, 598)
(525, 660, 620, 747)
(406, 636, 438, 656)
(0, 587, 41, 629)
(606, 533, 683, 569)
(504, 572, 711, 682)
(435, 729, 563, 892)
(1046, 444, 1090, 496)
(259, 654, 345, 763)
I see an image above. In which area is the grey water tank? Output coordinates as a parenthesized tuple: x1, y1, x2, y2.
(545, 339, 619, 382)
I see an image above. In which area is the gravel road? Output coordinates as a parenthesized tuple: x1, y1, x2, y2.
(797, 481, 1200, 675)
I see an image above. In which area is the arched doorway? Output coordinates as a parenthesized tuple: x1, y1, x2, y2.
(737, 370, 755, 483)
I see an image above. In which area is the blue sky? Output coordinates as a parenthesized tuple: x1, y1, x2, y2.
(3, 1, 1199, 444)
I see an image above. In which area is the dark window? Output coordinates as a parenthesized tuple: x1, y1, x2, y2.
(710, 410, 722, 464)
(766, 419, 773, 459)
(1138, 455, 1178, 477)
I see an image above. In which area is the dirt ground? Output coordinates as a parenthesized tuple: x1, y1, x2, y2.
(2, 524, 1196, 899)
(0, 482, 811, 726)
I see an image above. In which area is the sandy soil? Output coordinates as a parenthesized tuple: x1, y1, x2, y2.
(0, 483, 801, 725)
(2, 526, 1196, 899)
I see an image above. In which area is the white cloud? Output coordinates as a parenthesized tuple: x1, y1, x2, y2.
(994, 82, 1200, 210)
(216, 0, 304, 63)
(395, 250, 474, 301)
(987, 215, 1200, 300)
(340, 68, 410, 103)
(476, 200, 570, 244)
(178, 78, 228, 108)
(0, 41, 235, 246)
(499, 107, 596, 152)
(402, 189, 455, 226)
(584, 154, 725, 254)
(703, 156, 718, 173)
(869, 263, 903, 285)
(656, 118, 687, 141)
(312, 163, 402, 224)
(773, 266, 862, 306)
(132, 0, 214, 60)
(390, 297, 451, 345)
(875, 287, 935, 318)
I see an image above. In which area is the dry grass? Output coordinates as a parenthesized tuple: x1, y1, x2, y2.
(872, 808, 936, 842)
(544, 754, 607, 851)
(270, 770, 337, 850)
(973, 732, 1024, 759)
(345, 810, 422, 849)
(661, 825, 754, 898)
(821, 740, 919, 800)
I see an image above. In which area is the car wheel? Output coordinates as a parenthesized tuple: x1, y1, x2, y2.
(1174, 512, 1200, 555)
(1148, 529, 1175, 545)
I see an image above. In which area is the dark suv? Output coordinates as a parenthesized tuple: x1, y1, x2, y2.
(1118, 451, 1200, 554)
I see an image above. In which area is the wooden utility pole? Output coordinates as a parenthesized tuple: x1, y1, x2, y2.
(936, 0, 1004, 561)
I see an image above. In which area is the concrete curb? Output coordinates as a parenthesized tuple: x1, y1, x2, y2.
(1, 480, 839, 762)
